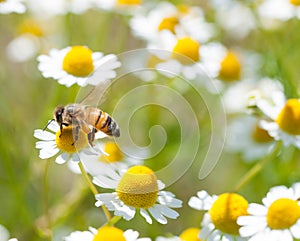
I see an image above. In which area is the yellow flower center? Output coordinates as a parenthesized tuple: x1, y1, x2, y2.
(290, 0, 300, 6)
(172, 37, 200, 63)
(55, 126, 88, 153)
(93, 226, 126, 241)
(252, 124, 273, 143)
(117, 0, 141, 5)
(267, 198, 300, 229)
(0, 0, 6, 3)
(276, 99, 300, 135)
(62, 46, 94, 77)
(209, 193, 248, 235)
(218, 51, 241, 81)
(18, 19, 43, 37)
(99, 142, 124, 163)
(116, 166, 158, 208)
(158, 17, 179, 34)
(179, 228, 202, 241)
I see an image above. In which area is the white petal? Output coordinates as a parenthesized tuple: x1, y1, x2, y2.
(158, 191, 182, 208)
(55, 153, 69, 164)
(39, 146, 59, 159)
(34, 129, 55, 141)
(64, 230, 94, 241)
(93, 175, 119, 189)
(148, 205, 168, 224)
(247, 203, 268, 215)
(124, 229, 139, 241)
(155, 204, 179, 219)
(114, 204, 136, 220)
(140, 208, 153, 224)
(290, 220, 300, 238)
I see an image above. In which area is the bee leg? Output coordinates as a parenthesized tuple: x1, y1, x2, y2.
(88, 128, 97, 146)
(72, 125, 80, 146)
(59, 123, 69, 137)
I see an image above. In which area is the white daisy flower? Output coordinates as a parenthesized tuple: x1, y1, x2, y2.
(0, 0, 26, 14)
(258, 0, 300, 24)
(70, 141, 143, 175)
(37, 46, 121, 87)
(130, 2, 214, 44)
(155, 227, 201, 241)
(33, 120, 102, 164)
(200, 42, 261, 85)
(65, 226, 151, 241)
(256, 91, 300, 148)
(222, 77, 283, 114)
(238, 183, 300, 241)
(188, 190, 248, 241)
(211, 0, 256, 40)
(94, 165, 182, 224)
(226, 115, 274, 162)
(148, 31, 204, 80)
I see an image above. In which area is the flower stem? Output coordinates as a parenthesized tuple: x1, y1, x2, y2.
(107, 216, 122, 226)
(77, 161, 112, 221)
(42, 159, 53, 240)
(234, 141, 282, 192)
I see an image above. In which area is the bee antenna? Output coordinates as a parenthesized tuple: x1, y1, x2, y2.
(43, 119, 55, 131)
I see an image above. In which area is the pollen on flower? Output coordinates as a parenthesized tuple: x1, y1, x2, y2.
(55, 126, 88, 153)
(276, 99, 300, 135)
(158, 17, 179, 34)
(172, 37, 200, 63)
(62, 46, 94, 77)
(93, 226, 126, 241)
(117, 0, 141, 5)
(218, 51, 241, 81)
(209, 193, 248, 235)
(99, 142, 124, 163)
(116, 165, 158, 208)
(290, 0, 300, 6)
(252, 123, 273, 143)
(179, 227, 201, 241)
(267, 198, 300, 229)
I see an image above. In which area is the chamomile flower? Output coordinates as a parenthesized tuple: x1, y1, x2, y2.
(130, 2, 214, 43)
(211, 0, 256, 40)
(65, 226, 151, 241)
(37, 46, 121, 87)
(258, 0, 300, 24)
(0, 0, 25, 14)
(34, 120, 101, 164)
(238, 183, 300, 240)
(149, 31, 203, 80)
(79, 141, 143, 176)
(189, 190, 248, 241)
(94, 165, 182, 224)
(226, 115, 274, 162)
(6, 19, 44, 62)
(257, 91, 300, 148)
(156, 227, 202, 241)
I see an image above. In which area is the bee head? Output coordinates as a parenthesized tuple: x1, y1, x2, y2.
(54, 106, 64, 124)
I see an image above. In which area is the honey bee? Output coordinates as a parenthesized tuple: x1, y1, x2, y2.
(53, 103, 120, 145)
(45, 83, 120, 146)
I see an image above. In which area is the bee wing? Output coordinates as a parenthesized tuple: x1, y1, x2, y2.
(76, 81, 111, 107)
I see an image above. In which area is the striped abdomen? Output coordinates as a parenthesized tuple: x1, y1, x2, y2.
(85, 107, 120, 137)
